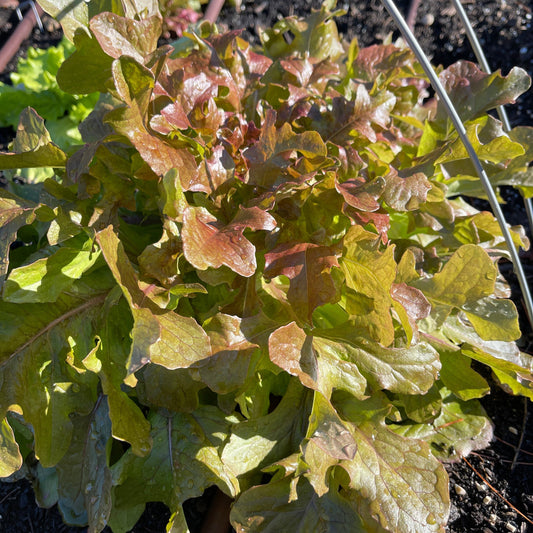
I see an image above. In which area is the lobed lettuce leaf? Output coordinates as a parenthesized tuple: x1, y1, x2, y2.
(0, 1, 531, 532)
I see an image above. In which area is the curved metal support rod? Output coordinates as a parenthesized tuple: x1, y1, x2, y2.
(380, 0, 533, 329)
(451, 0, 533, 237)
(451, 0, 511, 129)
(16, 0, 44, 32)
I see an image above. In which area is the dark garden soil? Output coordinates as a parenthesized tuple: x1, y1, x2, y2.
(1, 0, 533, 531)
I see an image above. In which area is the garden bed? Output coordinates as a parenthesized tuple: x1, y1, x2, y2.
(0, 1, 532, 532)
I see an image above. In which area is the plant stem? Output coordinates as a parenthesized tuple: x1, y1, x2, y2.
(0, 1, 44, 73)
(406, 0, 421, 30)
(204, 0, 225, 23)
(199, 488, 232, 533)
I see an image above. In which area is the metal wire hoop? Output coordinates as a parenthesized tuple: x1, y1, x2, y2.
(380, 0, 533, 330)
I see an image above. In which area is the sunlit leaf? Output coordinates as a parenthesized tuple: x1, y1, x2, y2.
(111, 409, 239, 519)
(0, 272, 112, 466)
(268, 322, 367, 399)
(231, 475, 365, 532)
(182, 206, 276, 278)
(261, 3, 344, 61)
(416, 244, 497, 309)
(96, 226, 211, 372)
(390, 390, 493, 462)
(4, 234, 101, 304)
(313, 326, 440, 395)
(438, 61, 531, 122)
(90, 12, 162, 63)
(438, 349, 490, 401)
(0, 418, 23, 477)
(0, 189, 39, 289)
(191, 314, 259, 394)
(221, 380, 311, 476)
(0, 108, 67, 168)
(264, 242, 340, 323)
(244, 110, 327, 189)
(341, 226, 396, 346)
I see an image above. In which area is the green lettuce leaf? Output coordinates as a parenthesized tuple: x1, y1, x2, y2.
(221, 380, 311, 476)
(0, 418, 23, 477)
(0, 108, 67, 169)
(96, 226, 211, 372)
(0, 270, 113, 466)
(0, 189, 39, 289)
(3, 234, 101, 304)
(56, 395, 112, 529)
(231, 475, 365, 532)
(390, 390, 493, 462)
(110, 408, 239, 530)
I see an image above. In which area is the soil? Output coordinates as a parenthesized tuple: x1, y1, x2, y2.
(1, 1, 533, 532)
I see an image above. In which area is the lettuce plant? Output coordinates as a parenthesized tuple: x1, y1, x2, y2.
(0, 2, 532, 532)
(0, 37, 98, 149)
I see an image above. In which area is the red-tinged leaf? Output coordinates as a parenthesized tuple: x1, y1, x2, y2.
(342, 420, 449, 532)
(306, 392, 357, 462)
(206, 30, 244, 58)
(90, 13, 162, 63)
(343, 207, 390, 243)
(392, 283, 431, 345)
(162, 7, 201, 39)
(161, 53, 241, 112)
(268, 322, 319, 390)
(106, 57, 201, 181)
(189, 97, 226, 138)
(335, 176, 383, 212)
(438, 61, 531, 123)
(150, 101, 192, 135)
(312, 88, 396, 145)
(392, 284, 431, 321)
(352, 44, 416, 82)
(351, 85, 396, 142)
(191, 314, 259, 394)
(280, 56, 339, 92)
(0, 190, 38, 288)
(160, 101, 191, 130)
(244, 110, 327, 188)
(202, 145, 236, 194)
(268, 323, 368, 400)
(182, 206, 276, 277)
(382, 169, 432, 211)
(243, 47, 273, 77)
(264, 243, 340, 323)
(208, 31, 272, 82)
